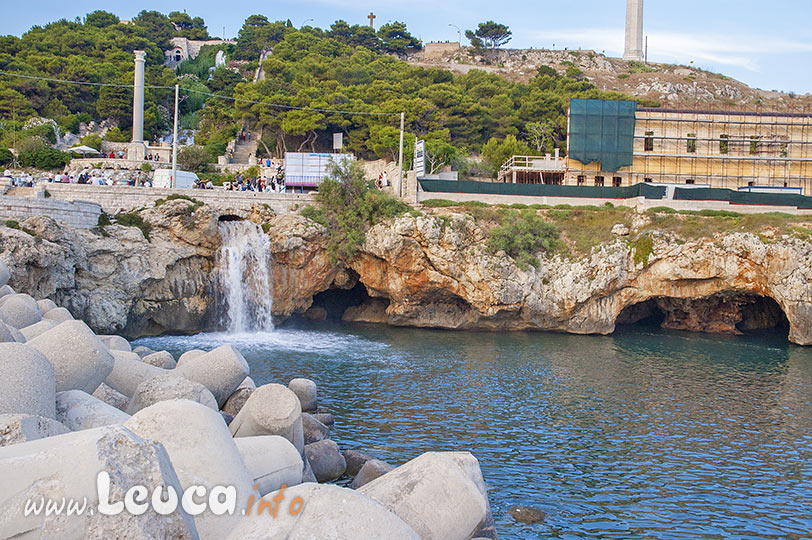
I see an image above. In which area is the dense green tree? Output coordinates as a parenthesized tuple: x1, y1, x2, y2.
(178, 145, 210, 172)
(169, 11, 209, 40)
(377, 22, 421, 55)
(465, 21, 512, 49)
(85, 11, 119, 28)
(132, 10, 174, 49)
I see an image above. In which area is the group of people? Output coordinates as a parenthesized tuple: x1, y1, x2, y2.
(224, 166, 286, 192)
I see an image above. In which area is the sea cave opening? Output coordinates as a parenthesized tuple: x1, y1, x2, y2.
(308, 281, 372, 321)
(217, 214, 243, 222)
(615, 293, 789, 337)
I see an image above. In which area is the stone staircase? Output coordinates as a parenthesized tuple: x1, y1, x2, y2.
(232, 139, 258, 164)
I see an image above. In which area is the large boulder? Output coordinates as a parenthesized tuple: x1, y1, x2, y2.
(0, 343, 56, 419)
(142, 351, 177, 369)
(0, 414, 69, 447)
(311, 412, 334, 427)
(92, 382, 130, 412)
(226, 484, 419, 540)
(229, 384, 304, 453)
(234, 436, 304, 496)
(359, 452, 490, 540)
(56, 390, 130, 431)
(42, 307, 74, 324)
(19, 319, 56, 341)
(343, 449, 376, 477)
(127, 374, 218, 414)
(176, 349, 205, 367)
(0, 285, 14, 299)
(0, 425, 199, 539)
(125, 400, 253, 540)
(0, 294, 42, 329)
(288, 378, 317, 412)
(301, 412, 329, 445)
(132, 345, 155, 359)
(174, 345, 249, 406)
(104, 350, 166, 397)
(27, 320, 115, 394)
(351, 459, 394, 489)
(304, 439, 346, 483)
(0, 321, 17, 343)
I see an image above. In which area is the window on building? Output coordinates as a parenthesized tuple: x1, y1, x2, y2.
(687, 133, 697, 153)
(644, 177, 653, 183)
(594, 176, 605, 186)
(780, 143, 789, 158)
(644, 131, 654, 152)
(749, 136, 759, 155)
(748, 181, 755, 187)
(685, 179, 695, 184)
(612, 176, 622, 187)
(720, 134, 729, 154)
(577, 175, 585, 186)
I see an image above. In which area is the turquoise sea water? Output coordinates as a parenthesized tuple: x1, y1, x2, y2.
(136, 323, 812, 539)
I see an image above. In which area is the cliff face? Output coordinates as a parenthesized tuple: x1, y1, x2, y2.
(3, 205, 812, 344)
(0, 200, 221, 338)
(267, 213, 812, 345)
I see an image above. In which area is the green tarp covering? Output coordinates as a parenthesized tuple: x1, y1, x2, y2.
(674, 187, 812, 209)
(569, 98, 637, 173)
(419, 179, 666, 200)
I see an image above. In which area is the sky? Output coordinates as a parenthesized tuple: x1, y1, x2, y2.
(2, 0, 812, 95)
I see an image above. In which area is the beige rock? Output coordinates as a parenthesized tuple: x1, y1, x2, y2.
(127, 374, 217, 414)
(0, 343, 56, 419)
(56, 390, 130, 431)
(0, 414, 69, 447)
(174, 345, 249, 406)
(234, 435, 303, 496)
(229, 384, 304, 453)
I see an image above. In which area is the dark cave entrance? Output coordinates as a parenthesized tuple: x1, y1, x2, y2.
(309, 281, 371, 320)
(615, 293, 789, 337)
(217, 214, 243, 222)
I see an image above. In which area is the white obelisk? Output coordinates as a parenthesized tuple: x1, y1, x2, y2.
(623, 0, 644, 62)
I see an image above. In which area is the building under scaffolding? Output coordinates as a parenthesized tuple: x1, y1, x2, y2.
(498, 98, 812, 194)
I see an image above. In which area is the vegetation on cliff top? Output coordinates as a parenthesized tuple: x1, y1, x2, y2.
(301, 160, 411, 261)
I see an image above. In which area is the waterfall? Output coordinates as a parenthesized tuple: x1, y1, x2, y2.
(216, 221, 274, 333)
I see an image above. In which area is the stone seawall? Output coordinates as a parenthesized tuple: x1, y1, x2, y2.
(39, 184, 316, 216)
(0, 196, 101, 229)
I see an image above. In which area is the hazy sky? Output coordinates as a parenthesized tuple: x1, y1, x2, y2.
(3, 0, 811, 94)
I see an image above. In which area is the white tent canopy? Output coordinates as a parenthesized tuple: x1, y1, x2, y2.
(67, 145, 101, 156)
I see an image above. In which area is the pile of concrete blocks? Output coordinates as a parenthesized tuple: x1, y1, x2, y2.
(0, 259, 496, 539)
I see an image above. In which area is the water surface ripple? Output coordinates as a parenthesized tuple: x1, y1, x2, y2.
(136, 324, 812, 539)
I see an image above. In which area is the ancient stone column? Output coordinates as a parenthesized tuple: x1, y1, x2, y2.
(132, 50, 146, 143)
(623, 0, 644, 62)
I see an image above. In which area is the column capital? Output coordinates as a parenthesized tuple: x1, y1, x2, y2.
(134, 50, 146, 62)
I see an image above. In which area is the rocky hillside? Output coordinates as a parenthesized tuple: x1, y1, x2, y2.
(3, 200, 811, 344)
(409, 47, 812, 109)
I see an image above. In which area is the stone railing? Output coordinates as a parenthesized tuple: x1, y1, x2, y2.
(39, 184, 316, 216)
(0, 194, 102, 229)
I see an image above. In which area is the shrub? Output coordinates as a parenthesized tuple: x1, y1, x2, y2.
(647, 206, 677, 214)
(632, 234, 654, 266)
(97, 213, 112, 227)
(18, 145, 70, 170)
(155, 193, 203, 210)
(306, 160, 409, 261)
(115, 212, 152, 240)
(104, 128, 130, 143)
(141, 163, 153, 172)
(5, 220, 19, 229)
(421, 199, 458, 208)
(80, 134, 103, 151)
(488, 209, 560, 270)
(0, 146, 12, 166)
(178, 145, 210, 173)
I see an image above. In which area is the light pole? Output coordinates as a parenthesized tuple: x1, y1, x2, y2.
(448, 23, 461, 44)
(301, 18, 314, 29)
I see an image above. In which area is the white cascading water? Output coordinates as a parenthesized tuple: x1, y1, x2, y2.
(216, 221, 274, 333)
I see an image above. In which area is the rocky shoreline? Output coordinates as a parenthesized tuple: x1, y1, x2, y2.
(0, 259, 498, 539)
(2, 199, 811, 344)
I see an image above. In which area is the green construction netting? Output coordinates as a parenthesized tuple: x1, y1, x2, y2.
(419, 180, 666, 200)
(569, 98, 637, 173)
(674, 187, 812, 209)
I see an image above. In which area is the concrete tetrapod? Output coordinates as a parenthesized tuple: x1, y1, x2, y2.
(0, 343, 57, 419)
(42, 307, 73, 324)
(234, 436, 304, 496)
(174, 345, 249, 407)
(98, 334, 132, 352)
(359, 451, 490, 540)
(105, 350, 167, 397)
(142, 351, 177, 369)
(229, 383, 304, 453)
(36, 299, 57, 314)
(125, 400, 254, 540)
(0, 294, 42, 329)
(56, 390, 131, 431)
(287, 378, 317, 412)
(19, 319, 56, 341)
(0, 425, 199, 540)
(0, 260, 9, 288)
(0, 413, 69, 447)
(27, 320, 115, 394)
(127, 374, 218, 414)
(226, 483, 420, 540)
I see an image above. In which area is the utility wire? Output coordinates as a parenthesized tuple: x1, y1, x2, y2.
(0, 70, 400, 117)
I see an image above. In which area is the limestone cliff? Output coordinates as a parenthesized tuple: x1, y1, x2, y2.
(267, 213, 812, 345)
(2, 203, 812, 344)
